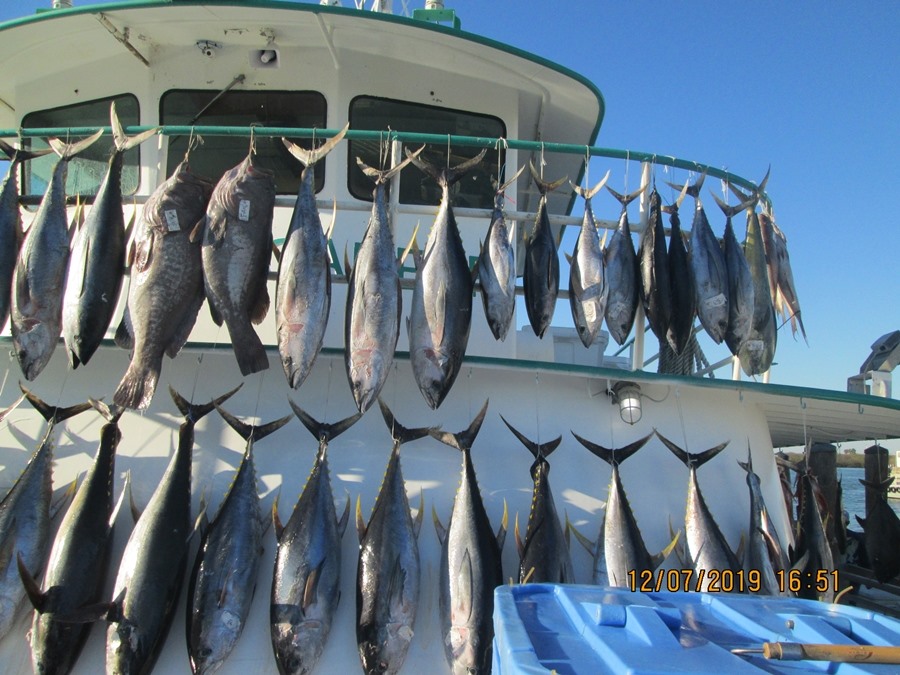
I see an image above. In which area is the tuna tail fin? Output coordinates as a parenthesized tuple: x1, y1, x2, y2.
(528, 161, 567, 195)
(655, 429, 729, 470)
(0, 139, 53, 163)
(0, 393, 26, 424)
(287, 398, 363, 443)
(282, 122, 349, 170)
(406, 147, 487, 188)
(19, 383, 91, 423)
(496, 164, 526, 195)
(169, 384, 242, 423)
(48, 129, 104, 161)
(728, 167, 769, 208)
(606, 183, 647, 209)
(429, 399, 489, 451)
(737, 443, 755, 474)
(710, 191, 755, 219)
(89, 398, 125, 425)
(110, 100, 158, 153)
(665, 171, 706, 200)
(570, 430, 652, 467)
(356, 145, 424, 185)
(377, 398, 436, 446)
(216, 404, 292, 444)
(500, 414, 562, 460)
(859, 476, 894, 492)
(571, 170, 611, 202)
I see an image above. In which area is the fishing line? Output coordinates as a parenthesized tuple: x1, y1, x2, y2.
(800, 397, 808, 449)
(624, 150, 630, 193)
(253, 368, 266, 419)
(324, 359, 334, 420)
(534, 371, 541, 444)
(674, 385, 689, 453)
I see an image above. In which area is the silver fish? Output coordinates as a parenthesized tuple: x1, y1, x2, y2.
(676, 174, 730, 344)
(199, 151, 276, 376)
(731, 175, 777, 377)
(0, 141, 51, 332)
(344, 150, 420, 413)
(271, 404, 361, 675)
(10, 131, 103, 380)
(477, 165, 524, 342)
(738, 448, 788, 596)
(62, 103, 157, 368)
(657, 430, 741, 592)
(501, 417, 572, 584)
(662, 182, 695, 355)
(856, 478, 900, 583)
(17, 400, 127, 675)
(523, 163, 566, 338)
(570, 432, 677, 587)
(793, 462, 835, 602)
(104, 386, 238, 675)
(760, 208, 806, 342)
(406, 149, 484, 410)
(430, 401, 507, 674)
(356, 400, 432, 675)
(638, 187, 672, 345)
(187, 407, 290, 675)
(603, 185, 644, 346)
(568, 172, 611, 348)
(277, 126, 348, 389)
(712, 193, 755, 358)
(114, 160, 214, 410)
(0, 387, 89, 640)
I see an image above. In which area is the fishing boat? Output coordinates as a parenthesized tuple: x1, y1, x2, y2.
(1, 2, 899, 674)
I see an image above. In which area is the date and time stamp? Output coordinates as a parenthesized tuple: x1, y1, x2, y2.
(626, 568, 840, 594)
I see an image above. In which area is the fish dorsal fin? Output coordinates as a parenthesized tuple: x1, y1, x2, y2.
(570, 430, 652, 468)
(514, 512, 523, 559)
(355, 495, 367, 543)
(288, 399, 363, 443)
(497, 499, 509, 550)
(16, 552, 47, 613)
(272, 496, 284, 541)
(652, 529, 682, 570)
(398, 223, 420, 268)
(429, 399, 489, 451)
(433, 505, 447, 547)
(500, 415, 562, 461)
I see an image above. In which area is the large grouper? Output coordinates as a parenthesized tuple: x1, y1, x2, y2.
(430, 401, 507, 675)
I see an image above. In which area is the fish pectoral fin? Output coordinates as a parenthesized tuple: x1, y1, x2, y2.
(302, 559, 326, 612)
(432, 506, 447, 547)
(387, 557, 408, 610)
(16, 552, 48, 613)
(355, 495, 367, 543)
(73, 238, 90, 299)
(208, 299, 224, 327)
(653, 530, 682, 569)
(188, 217, 207, 244)
(567, 518, 595, 556)
(51, 478, 78, 520)
(455, 549, 474, 621)
(668, 516, 687, 567)
(217, 571, 235, 608)
(496, 499, 509, 551)
(109, 471, 131, 529)
(250, 279, 271, 325)
(272, 496, 284, 541)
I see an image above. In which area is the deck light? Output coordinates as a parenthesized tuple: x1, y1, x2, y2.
(611, 381, 642, 425)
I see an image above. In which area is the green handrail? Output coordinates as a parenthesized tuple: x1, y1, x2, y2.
(0, 124, 767, 196)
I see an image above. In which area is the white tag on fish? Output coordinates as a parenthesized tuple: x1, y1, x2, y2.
(745, 339, 765, 353)
(704, 293, 726, 309)
(239, 200, 251, 221)
(164, 209, 180, 232)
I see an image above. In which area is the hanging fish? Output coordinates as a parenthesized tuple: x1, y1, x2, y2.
(760, 207, 807, 342)
(637, 187, 672, 344)
(711, 192, 755, 358)
(10, 130, 103, 380)
(0, 141, 51, 332)
(17, 400, 127, 675)
(737, 448, 789, 596)
(103, 386, 238, 675)
(570, 431, 678, 587)
(0, 386, 90, 640)
(430, 401, 507, 675)
(344, 149, 421, 413)
(730, 174, 777, 377)
(666, 174, 728, 345)
(662, 182, 695, 355)
(657, 430, 741, 592)
(603, 185, 644, 346)
(793, 462, 835, 602)
(406, 149, 485, 410)
(197, 144, 276, 376)
(271, 404, 361, 675)
(187, 407, 290, 675)
(356, 401, 432, 675)
(501, 416, 573, 584)
(568, 171, 611, 348)
(277, 125, 348, 389)
(114, 159, 214, 410)
(477, 165, 524, 342)
(523, 163, 566, 338)
(855, 478, 900, 583)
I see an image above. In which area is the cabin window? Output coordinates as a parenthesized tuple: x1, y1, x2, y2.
(160, 90, 327, 194)
(21, 94, 141, 199)
(348, 96, 505, 209)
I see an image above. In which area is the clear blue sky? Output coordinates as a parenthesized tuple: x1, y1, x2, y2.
(2, 0, 898, 397)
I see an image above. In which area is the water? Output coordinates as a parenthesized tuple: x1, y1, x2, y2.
(837, 467, 900, 528)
